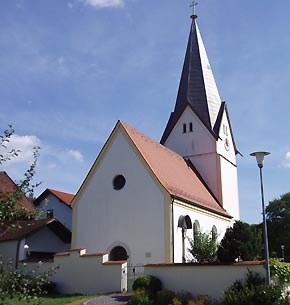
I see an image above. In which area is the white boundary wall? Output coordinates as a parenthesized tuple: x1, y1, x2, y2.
(145, 262, 265, 300)
(24, 248, 127, 294)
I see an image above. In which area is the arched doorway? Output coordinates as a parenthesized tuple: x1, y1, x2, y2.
(109, 246, 128, 261)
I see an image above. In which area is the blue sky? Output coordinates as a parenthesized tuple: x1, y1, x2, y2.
(1, 0, 290, 224)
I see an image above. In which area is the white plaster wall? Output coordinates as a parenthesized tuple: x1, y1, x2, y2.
(0, 240, 18, 266)
(165, 107, 215, 158)
(173, 203, 231, 263)
(145, 264, 265, 300)
(216, 111, 236, 165)
(37, 194, 72, 230)
(216, 111, 239, 220)
(26, 227, 70, 253)
(75, 130, 166, 265)
(24, 249, 127, 294)
(189, 153, 219, 200)
(165, 108, 220, 201)
(220, 158, 240, 221)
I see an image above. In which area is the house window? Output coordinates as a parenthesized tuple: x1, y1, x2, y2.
(47, 209, 54, 218)
(113, 175, 126, 190)
(189, 122, 193, 132)
(183, 123, 186, 133)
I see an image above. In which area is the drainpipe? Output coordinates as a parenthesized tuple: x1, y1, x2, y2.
(171, 196, 175, 263)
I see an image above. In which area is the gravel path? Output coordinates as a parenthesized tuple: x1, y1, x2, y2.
(84, 293, 131, 305)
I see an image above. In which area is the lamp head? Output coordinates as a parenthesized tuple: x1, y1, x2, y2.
(250, 151, 270, 168)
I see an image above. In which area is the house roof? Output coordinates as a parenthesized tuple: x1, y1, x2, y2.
(161, 19, 222, 144)
(0, 171, 36, 214)
(120, 121, 231, 218)
(0, 218, 71, 243)
(34, 188, 74, 207)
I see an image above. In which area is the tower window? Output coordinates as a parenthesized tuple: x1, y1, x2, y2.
(189, 122, 193, 132)
(223, 124, 228, 136)
(183, 123, 186, 133)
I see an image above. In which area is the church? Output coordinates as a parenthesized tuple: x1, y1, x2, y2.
(71, 12, 240, 264)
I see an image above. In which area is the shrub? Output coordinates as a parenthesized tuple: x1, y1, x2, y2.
(171, 297, 182, 305)
(176, 290, 194, 305)
(270, 258, 290, 284)
(132, 275, 162, 293)
(156, 290, 176, 305)
(223, 270, 290, 305)
(127, 288, 153, 305)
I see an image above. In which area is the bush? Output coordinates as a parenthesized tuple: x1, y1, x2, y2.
(127, 288, 153, 305)
(223, 270, 290, 305)
(156, 290, 176, 305)
(132, 275, 162, 293)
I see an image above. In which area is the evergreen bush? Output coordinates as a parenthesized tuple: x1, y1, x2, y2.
(132, 275, 162, 293)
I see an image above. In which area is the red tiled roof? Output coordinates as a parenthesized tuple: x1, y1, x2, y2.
(34, 189, 74, 207)
(0, 171, 36, 214)
(0, 218, 71, 242)
(119, 121, 230, 218)
(48, 189, 74, 206)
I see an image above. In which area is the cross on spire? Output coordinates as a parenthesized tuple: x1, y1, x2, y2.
(190, 1, 198, 19)
(190, 1, 198, 16)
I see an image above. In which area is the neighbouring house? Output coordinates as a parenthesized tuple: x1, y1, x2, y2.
(71, 14, 240, 265)
(34, 189, 74, 231)
(0, 172, 71, 266)
(0, 218, 71, 267)
(0, 171, 36, 217)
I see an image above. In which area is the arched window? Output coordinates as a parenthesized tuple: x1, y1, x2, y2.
(183, 123, 187, 133)
(109, 246, 128, 261)
(211, 225, 218, 241)
(193, 220, 200, 240)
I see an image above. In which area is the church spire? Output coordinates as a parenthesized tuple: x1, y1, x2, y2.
(161, 15, 222, 144)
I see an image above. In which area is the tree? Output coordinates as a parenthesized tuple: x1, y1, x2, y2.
(266, 192, 290, 262)
(217, 221, 261, 263)
(0, 125, 20, 164)
(187, 230, 218, 263)
(0, 125, 55, 304)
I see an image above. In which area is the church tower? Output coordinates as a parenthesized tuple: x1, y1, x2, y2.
(161, 13, 240, 220)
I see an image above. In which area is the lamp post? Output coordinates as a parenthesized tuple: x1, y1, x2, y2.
(281, 245, 285, 262)
(250, 151, 271, 285)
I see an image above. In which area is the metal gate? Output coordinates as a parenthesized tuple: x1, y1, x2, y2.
(127, 262, 144, 291)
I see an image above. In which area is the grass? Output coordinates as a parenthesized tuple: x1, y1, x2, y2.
(3, 294, 98, 305)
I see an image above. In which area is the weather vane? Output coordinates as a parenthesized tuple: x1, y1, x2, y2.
(190, 1, 198, 19)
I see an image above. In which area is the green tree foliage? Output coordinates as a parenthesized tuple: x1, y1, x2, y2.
(223, 270, 290, 305)
(217, 221, 261, 263)
(0, 260, 57, 305)
(266, 192, 290, 262)
(0, 126, 56, 304)
(0, 125, 20, 164)
(187, 231, 218, 263)
(269, 258, 290, 284)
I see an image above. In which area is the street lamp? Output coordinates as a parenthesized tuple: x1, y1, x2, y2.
(250, 151, 271, 285)
(281, 245, 285, 262)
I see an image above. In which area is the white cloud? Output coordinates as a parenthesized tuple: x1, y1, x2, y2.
(83, 0, 124, 8)
(48, 163, 57, 169)
(0, 134, 41, 165)
(67, 149, 84, 162)
(282, 152, 290, 168)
